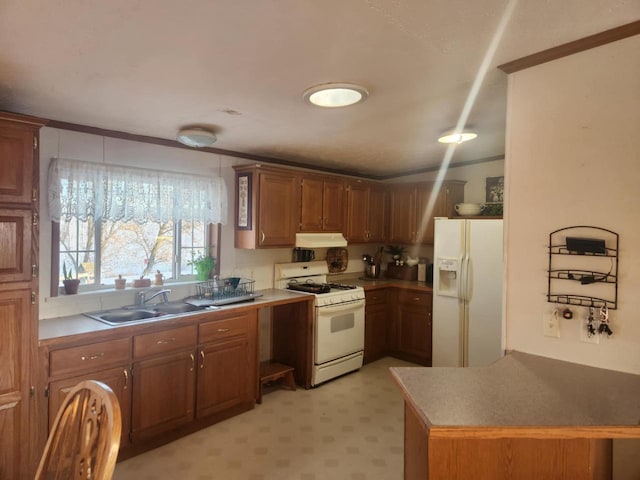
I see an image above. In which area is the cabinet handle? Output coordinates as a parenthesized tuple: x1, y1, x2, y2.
(123, 369, 129, 389)
(217, 328, 230, 333)
(190, 353, 195, 372)
(260, 231, 265, 243)
(80, 353, 104, 361)
(413, 297, 421, 301)
(156, 337, 176, 345)
(199, 350, 205, 369)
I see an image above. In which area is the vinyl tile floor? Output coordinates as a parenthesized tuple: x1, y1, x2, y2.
(113, 356, 416, 480)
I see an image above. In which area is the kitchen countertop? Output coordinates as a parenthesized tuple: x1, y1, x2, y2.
(39, 288, 312, 343)
(330, 274, 433, 292)
(391, 351, 640, 437)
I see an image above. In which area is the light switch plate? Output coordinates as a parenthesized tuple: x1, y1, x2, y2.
(543, 312, 560, 338)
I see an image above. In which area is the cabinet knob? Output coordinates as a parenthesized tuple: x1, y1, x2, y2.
(200, 350, 205, 369)
(80, 352, 104, 361)
(156, 337, 175, 345)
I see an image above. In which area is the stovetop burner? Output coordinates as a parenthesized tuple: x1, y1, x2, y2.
(325, 282, 357, 290)
(287, 281, 330, 294)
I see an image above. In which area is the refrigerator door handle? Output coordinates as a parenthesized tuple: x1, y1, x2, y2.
(466, 257, 474, 301)
(457, 254, 466, 300)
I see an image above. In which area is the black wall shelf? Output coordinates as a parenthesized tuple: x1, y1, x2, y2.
(547, 226, 618, 309)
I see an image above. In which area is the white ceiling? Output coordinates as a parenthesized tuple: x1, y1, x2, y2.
(0, 1, 637, 177)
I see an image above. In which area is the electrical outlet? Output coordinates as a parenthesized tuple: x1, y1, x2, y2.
(580, 319, 600, 344)
(543, 312, 560, 338)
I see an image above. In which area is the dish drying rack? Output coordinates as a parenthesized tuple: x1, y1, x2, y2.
(189, 277, 260, 306)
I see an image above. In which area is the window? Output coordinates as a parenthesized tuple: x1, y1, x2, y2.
(49, 158, 227, 292)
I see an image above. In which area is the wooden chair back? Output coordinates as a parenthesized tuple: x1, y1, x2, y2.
(35, 380, 121, 480)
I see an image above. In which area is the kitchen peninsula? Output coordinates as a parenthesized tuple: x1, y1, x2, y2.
(391, 351, 640, 480)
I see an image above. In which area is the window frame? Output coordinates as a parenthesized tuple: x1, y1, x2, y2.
(50, 220, 221, 297)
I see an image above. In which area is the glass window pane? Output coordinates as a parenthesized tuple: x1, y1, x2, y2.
(101, 220, 175, 283)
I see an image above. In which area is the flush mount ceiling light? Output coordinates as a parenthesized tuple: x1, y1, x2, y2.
(176, 127, 217, 148)
(437, 129, 478, 144)
(303, 83, 369, 108)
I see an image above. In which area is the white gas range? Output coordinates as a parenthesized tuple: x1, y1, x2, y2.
(275, 261, 365, 386)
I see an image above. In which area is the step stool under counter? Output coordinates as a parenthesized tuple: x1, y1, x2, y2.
(391, 351, 640, 480)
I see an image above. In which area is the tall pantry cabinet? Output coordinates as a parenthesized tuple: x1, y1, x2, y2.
(0, 112, 46, 479)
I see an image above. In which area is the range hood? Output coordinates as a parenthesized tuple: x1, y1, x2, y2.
(295, 233, 348, 248)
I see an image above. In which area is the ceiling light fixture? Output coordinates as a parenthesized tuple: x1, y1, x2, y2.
(303, 83, 369, 108)
(176, 127, 217, 148)
(437, 129, 478, 144)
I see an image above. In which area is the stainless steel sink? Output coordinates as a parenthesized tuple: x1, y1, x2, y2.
(85, 301, 207, 326)
(151, 302, 204, 314)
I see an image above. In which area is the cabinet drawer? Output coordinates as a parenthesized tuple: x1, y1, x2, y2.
(397, 290, 431, 308)
(50, 337, 131, 378)
(199, 314, 248, 344)
(133, 325, 196, 359)
(365, 289, 388, 306)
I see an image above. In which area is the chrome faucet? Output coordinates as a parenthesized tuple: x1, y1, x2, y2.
(136, 288, 171, 306)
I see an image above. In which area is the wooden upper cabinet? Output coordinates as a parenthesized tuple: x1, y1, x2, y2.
(233, 166, 300, 249)
(388, 186, 417, 244)
(0, 209, 33, 283)
(345, 181, 387, 244)
(0, 119, 37, 205)
(389, 181, 465, 245)
(299, 174, 345, 232)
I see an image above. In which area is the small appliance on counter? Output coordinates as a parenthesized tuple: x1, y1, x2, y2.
(362, 246, 383, 278)
(292, 247, 315, 262)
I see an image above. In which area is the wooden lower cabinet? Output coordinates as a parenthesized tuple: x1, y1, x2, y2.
(364, 289, 389, 364)
(43, 308, 260, 459)
(131, 350, 196, 441)
(395, 290, 432, 365)
(197, 337, 251, 417)
(48, 366, 132, 446)
(364, 287, 433, 366)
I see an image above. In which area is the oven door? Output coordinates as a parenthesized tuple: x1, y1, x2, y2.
(315, 299, 365, 364)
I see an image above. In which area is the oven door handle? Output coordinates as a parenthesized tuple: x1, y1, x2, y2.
(316, 299, 365, 312)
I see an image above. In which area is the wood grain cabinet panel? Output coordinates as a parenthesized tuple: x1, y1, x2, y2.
(234, 165, 300, 248)
(0, 119, 36, 205)
(364, 289, 389, 364)
(300, 174, 345, 232)
(131, 350, 196, 441)
(0, 111, 44, 479)
(0, 286, 32, 480)
(133, 325, 196, 359)
(49, 337, 131, 378)
(48, 366, 132, 446)
(0, 209, 32, 283)
(394, 289, 432, 366)
(345, 181, 387, 243)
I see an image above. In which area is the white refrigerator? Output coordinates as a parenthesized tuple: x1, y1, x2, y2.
(432, 218, 504, 367)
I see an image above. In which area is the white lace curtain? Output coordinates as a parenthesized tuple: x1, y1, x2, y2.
(48, 158, 228, 225)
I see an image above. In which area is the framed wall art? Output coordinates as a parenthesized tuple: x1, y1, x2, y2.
(236, 172, 252, 230)
(485, 176, 504, 204)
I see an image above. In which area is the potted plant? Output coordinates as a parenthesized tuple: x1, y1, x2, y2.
(62, 262, 80, 295)
(188, 254, 216, 281)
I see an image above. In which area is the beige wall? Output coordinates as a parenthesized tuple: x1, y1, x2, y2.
(504, 34, 640, 374)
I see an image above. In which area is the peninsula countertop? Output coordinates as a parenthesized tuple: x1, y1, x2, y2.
(391, 351, 640, 438)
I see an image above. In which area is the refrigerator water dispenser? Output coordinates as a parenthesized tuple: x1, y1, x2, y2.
(436, 257, 459, 297)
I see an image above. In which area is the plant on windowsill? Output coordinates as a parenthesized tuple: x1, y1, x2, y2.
(62, 262, 80, 295)
(188, 254, 216, 281)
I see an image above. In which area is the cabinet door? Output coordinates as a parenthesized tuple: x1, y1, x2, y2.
(367, 185, 387, 243)
(48, 366, 132, 445)
(364, 305, 388, 364)
(388, 187, 417, 244)
(396, 291, 432, 365)
(258, 171, 299, 247)
(299, 175, 324, 232)
(321, 177, 345, 232)
(0, 209, 32, 282)
(0, 286, 32, 480)
(131, 350, 196, 441)
(196, 337, 252, 418)
(0, 120, 35, 205)
(345, 182, 369, 243)
(416, 185, 435, 244)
